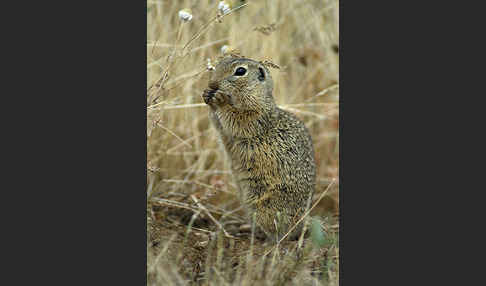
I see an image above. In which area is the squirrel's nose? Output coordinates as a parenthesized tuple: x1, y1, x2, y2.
(208, 80, 219, 90)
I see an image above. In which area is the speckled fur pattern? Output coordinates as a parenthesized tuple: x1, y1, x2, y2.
(202, 56, 316, 241)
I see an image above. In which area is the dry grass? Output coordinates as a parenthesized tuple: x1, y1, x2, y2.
(147, 0, 339, 285)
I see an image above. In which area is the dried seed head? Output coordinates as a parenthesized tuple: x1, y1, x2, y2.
(259, 59, 281, 70)
(254, 23, 278, 35)
(178, 9, 193, 22)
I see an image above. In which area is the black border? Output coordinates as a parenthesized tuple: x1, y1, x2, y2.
(4, 1, 147, 284)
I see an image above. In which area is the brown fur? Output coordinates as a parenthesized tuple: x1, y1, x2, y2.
(202, 56, 316, 241)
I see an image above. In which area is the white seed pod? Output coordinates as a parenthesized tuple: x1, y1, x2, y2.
(220, 45, 241, 57)
(206, 58, 215, 71)
(221, 45, 229, 54)
(218, 1, 231, 15)
(178, 9, 193, 22)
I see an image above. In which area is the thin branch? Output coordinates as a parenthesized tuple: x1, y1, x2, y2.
(181, 3, 249, 53)
(191, 195, 237, 239)
(156, 121, 192, 148)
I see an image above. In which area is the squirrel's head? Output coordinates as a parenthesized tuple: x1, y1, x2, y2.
(204, 57, 275, 113)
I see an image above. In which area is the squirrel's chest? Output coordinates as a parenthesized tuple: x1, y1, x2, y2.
(227, 138, 280, 182)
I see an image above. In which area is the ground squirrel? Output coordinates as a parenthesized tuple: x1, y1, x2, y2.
(202, 56, 316, 241)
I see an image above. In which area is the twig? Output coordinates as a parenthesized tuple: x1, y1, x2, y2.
(147, 42, 182, 48)
(166, 130, 210, 154)
(281, 107, 327, 120)
(151, 197, 199, 212)
(147, 100, 166, 110)
(191, 227, 213, 234)
(212, 267, 230, 286)
(148, 21, 185, 102)
(151, 196, 243, 222)
(315, 84, 339, 97)
(151, 39, 158, 59)
(156, 121, 192, 148)
(165, 68, 206, 86)
(304, 84, 339, 102)
(181, 3, 249, 53)
(187, 37, 230, 53)
(191, 195, 237, 239)
(149, 233, 177, 272)
(163, 179, 215, 190)
(161, 103, 206, 110)
(280, 102, 338, 108)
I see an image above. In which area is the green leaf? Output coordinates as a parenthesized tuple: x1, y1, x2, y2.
(310, 217, 326, 248)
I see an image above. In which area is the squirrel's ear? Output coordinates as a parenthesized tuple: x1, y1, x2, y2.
(258, 67, 265, 81)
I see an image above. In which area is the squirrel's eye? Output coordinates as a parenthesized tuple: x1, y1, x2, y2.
(234, 67, 247, 76)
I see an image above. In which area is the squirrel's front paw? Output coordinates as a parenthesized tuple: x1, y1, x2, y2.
(202, 89, 216, 104)
(202, 89, 229, 106)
